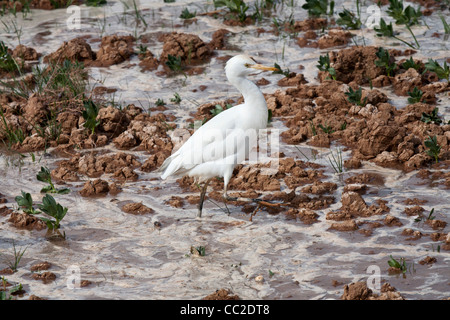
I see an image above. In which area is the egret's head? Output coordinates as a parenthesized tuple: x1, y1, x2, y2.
(225, 54, 278, 80)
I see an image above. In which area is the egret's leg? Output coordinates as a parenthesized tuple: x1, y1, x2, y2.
(197, 179, 211, 218)
(222, 186, 231, 216)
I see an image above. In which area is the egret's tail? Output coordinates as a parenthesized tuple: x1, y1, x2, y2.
(159, 153, 185, 180)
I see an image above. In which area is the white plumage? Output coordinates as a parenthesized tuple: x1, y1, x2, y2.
(159, 54, 277, 217)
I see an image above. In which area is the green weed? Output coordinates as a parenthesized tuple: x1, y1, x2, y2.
(316, 53, 336, 80)
(82, 99, 100, 135)
(345, 86, 367, 107)
(37, 166, 70, 194)
(424, 59, 450, 81)
(401, 57, 421, 71)
(214, 0, 249, 22)
(388, 255, 408, 274)
(15, 191, 39, 215)
(272, 63, 290, 78)
(171, 92, 182, 104)
(38, 194, 68, 230)
(407, 87, 423, 104)
(180, 7, 196, 19)
(374, 47, 396, 77)
(318, 123, 334, 134)
(1, 241, 27, 273)
(302, 0, 334, 17)
(421, 107, 442, 125)
(328, 148, 343, 174)
(336, 9, 361, 30)
(85, 0, 107, 6)
(424, 135, 441, 163)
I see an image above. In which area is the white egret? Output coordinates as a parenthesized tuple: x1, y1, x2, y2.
(159, 54, 278, 217)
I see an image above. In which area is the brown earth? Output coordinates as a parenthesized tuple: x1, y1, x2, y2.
(202, 288, 240, 300)
(121, 202, 154, 215)
(341, 281, 404, 300)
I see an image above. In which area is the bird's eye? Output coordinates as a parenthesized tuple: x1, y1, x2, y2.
(244, 63, 251, 68)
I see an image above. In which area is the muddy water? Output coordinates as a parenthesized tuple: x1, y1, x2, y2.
(1, 0, 449, 299)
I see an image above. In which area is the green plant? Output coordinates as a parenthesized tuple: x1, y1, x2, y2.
(318, 123, 334, 134)
(138, 44, 147, 56)
(424, 59, 450, 81)
(15, 191, 39, 215)
(0, 41, 19, 73)
(388, 255, 408, 274)
(82, 99, 100, 135)
(155, 98, 166, 107)
(171, 92, 182, 104)
(345, 86, 367, 106)
(401, 57, 420, 71)
(190, 245, 206, 256)
(0, 107, 26, 148)
(214, 0, 249, 22)
(301, 0, 334, 17)
(328, 148, 343, 174)
(336, 9, 361, 30)
(424, 135, 441, 164)
(316, 53, 336, 80)
(38, 194, 68, 230)
(1, 241, 27, 272)
(415, 208, 436, 222)
(132, 0, 147, 27)
(374, 18, 395, 37)
(85, 0, 107, 6)
(210, 104, 233, 117)
(0, 277, 23, 300)
(374, 18, 416, 49)
(440, 15, 450, 35)
(420, 107, 442, 125)
(387, 0, 421, 26)
(180, 7, 196, 19)
(272, 63, 290, 78)
(407, 87, 423, 104)
(165, 54, 184, 73)
(37, 166, 70, 194)
(374, 47, 397, 77)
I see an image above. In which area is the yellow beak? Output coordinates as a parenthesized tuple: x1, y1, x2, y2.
(250, 64, 279, 72)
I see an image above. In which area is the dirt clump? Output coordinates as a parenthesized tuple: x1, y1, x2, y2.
(8, 211, 46, 230)
(326, 46, 387, 85)
(138, 48, 159, 72)
(112, 113, 174, 156)
(113, 167, 138, 182)
(317, 29, 352, 49)
(93, 35, 135, 67)
(121, 202, 154, 215)
(44, 37, 95, 64)
(159, 32, 212, 66)
(31, 262, 51, 272)
(12, 45, 40, 61)
(208, 29, 230, 50)
(165, 196, 185, 208)
(57, 151, 141, 179)
(31, 271, 57, 284)
(202, 288, 240, 300)
(419, 256, 436, 265)
(79, 179, 110, 197)
(341, 281, 404, 300)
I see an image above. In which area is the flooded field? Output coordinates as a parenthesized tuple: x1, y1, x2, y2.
(0, 0, 449, 300)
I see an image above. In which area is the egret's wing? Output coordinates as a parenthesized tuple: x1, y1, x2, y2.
(161, 105, 251, 179)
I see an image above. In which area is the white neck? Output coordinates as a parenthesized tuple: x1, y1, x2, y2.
(229, 76, 267, 111)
